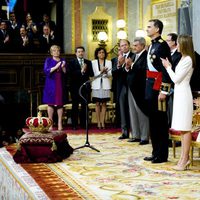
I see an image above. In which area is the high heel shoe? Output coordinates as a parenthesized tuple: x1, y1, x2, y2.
(97, 123, 101, 129)
(101, 124, 105, 129)
(101, 122, 106, 129)
(172, 160, 191, 171)
(58, 124, 63, 131)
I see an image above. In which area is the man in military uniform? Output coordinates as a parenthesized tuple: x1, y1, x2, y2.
(144, 19, 172, 163)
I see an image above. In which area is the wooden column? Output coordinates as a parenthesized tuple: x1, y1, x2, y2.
(117, 0, 126, 20)
(72, 0, 82, 50)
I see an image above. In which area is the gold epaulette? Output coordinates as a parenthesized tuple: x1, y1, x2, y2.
(158, 39, 164, 43)
(158, 83, 171, 112)
(160, 82, 171, 93)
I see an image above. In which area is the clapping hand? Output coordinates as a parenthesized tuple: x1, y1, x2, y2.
(125, 58, 132, 70)
(61, 61, 66, 68)
(81, 63, 87, 73)
(118, 55, 125, 67)
(160, 57, 172, 69)
(100, 66, 108, 75)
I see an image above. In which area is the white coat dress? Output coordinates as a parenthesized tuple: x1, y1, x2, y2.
(166, 56, 194, 131)
(91, 59, 112, 90)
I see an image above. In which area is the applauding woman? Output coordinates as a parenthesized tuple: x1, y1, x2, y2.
(161, 35, 196, 171)
(43, 45, 67, 131)
(91, 47, 112, 129)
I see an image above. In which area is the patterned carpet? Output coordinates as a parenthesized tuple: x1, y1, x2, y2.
(4, 132, 200, 199)
(48, 132, 200, 200)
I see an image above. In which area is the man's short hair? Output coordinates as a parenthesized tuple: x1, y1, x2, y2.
(167, 33, 178, 45)
(119, 39, 130, 46)
(75, 46, 85, 52)
(149, 19, 163, 34)
(134, 37, 146, 46)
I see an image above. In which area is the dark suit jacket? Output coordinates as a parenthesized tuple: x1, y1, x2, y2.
(190, 51, 200, 91)
(112, 51, 135, 101)
(16, 36, 34, 52)
(127, 50, 148, 115)
(38, 34, 57, 53)
(111, 57, 118, 102)
(68, 58, 94, 99)
(171, 50, 181, 72)
(170, 50, 181, 88)
(0, 30, 10, 52)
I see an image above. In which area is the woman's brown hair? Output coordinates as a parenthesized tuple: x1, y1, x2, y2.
(178, 34, 196, 68)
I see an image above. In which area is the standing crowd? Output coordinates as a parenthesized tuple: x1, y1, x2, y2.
(0, 14, 197, 172)
(43, 18, 197, 171)
(0, 12, 58, 53)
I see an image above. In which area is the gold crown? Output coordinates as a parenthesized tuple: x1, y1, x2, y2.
(26, 112, 52, 133)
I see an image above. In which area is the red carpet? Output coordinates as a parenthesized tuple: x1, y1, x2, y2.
(6, 144, 84, 199)
(23, 125, 121, 134)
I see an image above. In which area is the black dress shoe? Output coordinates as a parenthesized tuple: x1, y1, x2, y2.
(128, 138, 141, 142)
(151, 157, 167, 163)
(139, 140, 149, 145)
(144, 156, 155, 161)
(118, 134, 129, 139)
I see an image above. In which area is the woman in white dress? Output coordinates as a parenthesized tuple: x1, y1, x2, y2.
(91, 47, 112, 129)
(161, 35, 196, 171)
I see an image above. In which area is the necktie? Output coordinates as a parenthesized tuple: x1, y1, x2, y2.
(2, 30, 6, 37)
(46, 35, 49, 44)
(135, 54, 139, 61)
(80, 58, 83, 67)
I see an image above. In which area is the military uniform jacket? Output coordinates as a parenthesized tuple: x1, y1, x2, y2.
(146, 36, 172, 99)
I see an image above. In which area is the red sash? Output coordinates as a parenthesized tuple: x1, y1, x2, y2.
(146, 70, 162, 91)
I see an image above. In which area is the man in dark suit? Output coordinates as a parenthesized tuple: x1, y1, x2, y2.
(112, 39, 134, 139)
(0, 21, 10, 52)
(125, 37, 149, 145)
(16, 27, 34, 52)
(38, 14, 56, 35)
(7, 12, 21, 52)
(166, 33, 181, 142)
(38, 25, 57, 53)
(68, 46, 94, 129)
(111, 46, 121, 128)
(166, 33, 182, 72)
(190, 51, 200, 91)
(144, 19, 172, 163)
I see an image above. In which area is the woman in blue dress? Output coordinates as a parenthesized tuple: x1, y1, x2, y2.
(43, 45, 67, 131)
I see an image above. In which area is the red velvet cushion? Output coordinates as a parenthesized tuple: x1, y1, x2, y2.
(192, 131, 199, 141)
(13, 131, 73, 163)
(169, 128, 199, 141)
(19, 132, 54, 144)
(169, 128, 181, 136)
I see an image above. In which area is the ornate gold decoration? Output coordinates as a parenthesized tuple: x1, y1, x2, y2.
(26, 112, 53, 133)
(87, 6, 112, 60)
(160, 82, 171, 93)
(158, 99, 166, 112)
